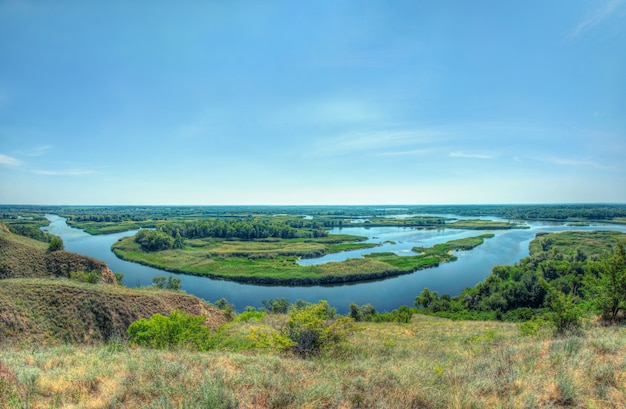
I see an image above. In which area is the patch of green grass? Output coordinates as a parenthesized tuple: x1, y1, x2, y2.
(447, 219, 528, 229)
(325, 242, 379, 252)
(67, 220, 160, 234)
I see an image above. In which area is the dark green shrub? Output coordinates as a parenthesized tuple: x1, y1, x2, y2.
(262, 297, 290, 313)
(47, 236, 64, 252)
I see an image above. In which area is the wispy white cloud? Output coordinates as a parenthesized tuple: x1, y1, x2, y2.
(378, 149, 430, 157)
(450, 151, 494, 159)
(537, 156, 601, 168)
(569, 0, 625, 39)
(22, 145, 52, 157)
(0, 153, 22, 166)
(314, 128, 443, 157)
(32, 168, 96, 176)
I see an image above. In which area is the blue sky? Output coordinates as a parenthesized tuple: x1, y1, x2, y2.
(1, 0, 625, 205)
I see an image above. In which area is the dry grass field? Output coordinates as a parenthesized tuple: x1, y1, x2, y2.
(2, 314, 624, 409)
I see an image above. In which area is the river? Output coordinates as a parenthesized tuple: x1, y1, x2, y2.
(42, 215, 626, 314)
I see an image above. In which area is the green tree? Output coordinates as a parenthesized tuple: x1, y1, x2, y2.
(584, 242, 626, 323)
(173, 230, 184, 249)
(214, 297, 235, 319)
(415, 287, 437, 309)
(394, 305, 414, 323)
(135, 229, 174, 251)
(282, 300, 357, 356)
(262, 297, 290, 313)
(152, 276, 167, 289)
(540, 278, 583, 334)
(348, 302, 363, 321)
(152, 275, 181, 291)
(167, 275, 181, 291)
(47, 236, 64, 252)
(114, 272, 124, 286)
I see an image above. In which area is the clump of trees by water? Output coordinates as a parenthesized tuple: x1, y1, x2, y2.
(134, 230, 179, 252)
(133, 218, 329, 252)
(408, 232, 626, 331)
(322, 231, 626, 332)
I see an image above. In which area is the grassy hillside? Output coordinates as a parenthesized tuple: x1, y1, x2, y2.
(0, 226, 228, 345)
(1, 315, 624, 408)
(0, 225, 116, 283)
(0, 278, 228, 345)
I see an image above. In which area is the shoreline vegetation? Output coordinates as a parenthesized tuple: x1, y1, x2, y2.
(111, 233, 495, 285)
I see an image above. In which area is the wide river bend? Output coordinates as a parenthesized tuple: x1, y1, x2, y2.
(43, 215, 626, 314)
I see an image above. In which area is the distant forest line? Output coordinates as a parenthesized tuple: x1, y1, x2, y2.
(3, 203, 626, 222)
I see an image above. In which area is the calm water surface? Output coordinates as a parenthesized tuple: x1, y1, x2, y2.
(43, 215, 626, 313)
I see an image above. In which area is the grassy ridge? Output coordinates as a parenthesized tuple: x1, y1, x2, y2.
(0, 225, 116, 283)
(112, 234, 495, 285)
(0, 278, 228, 345)
(2, 315, 624, 408)
(0, 228, 228, 346)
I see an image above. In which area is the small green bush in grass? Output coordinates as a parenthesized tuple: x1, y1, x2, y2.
(69, 270, 101, 284)
(282, 300, 359, 356)
(127, 310, 212, 350)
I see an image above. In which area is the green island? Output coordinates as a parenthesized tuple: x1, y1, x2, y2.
(65, 208, 523, 285)
(1, 216, 626, 408)
(111, 229, 495, 285)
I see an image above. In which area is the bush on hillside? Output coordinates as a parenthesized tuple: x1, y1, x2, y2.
(69, 270, 101, 284)
(127, 310, 213, 350)
(282, 300, 358, 356)
(47, 236, 64, 252)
